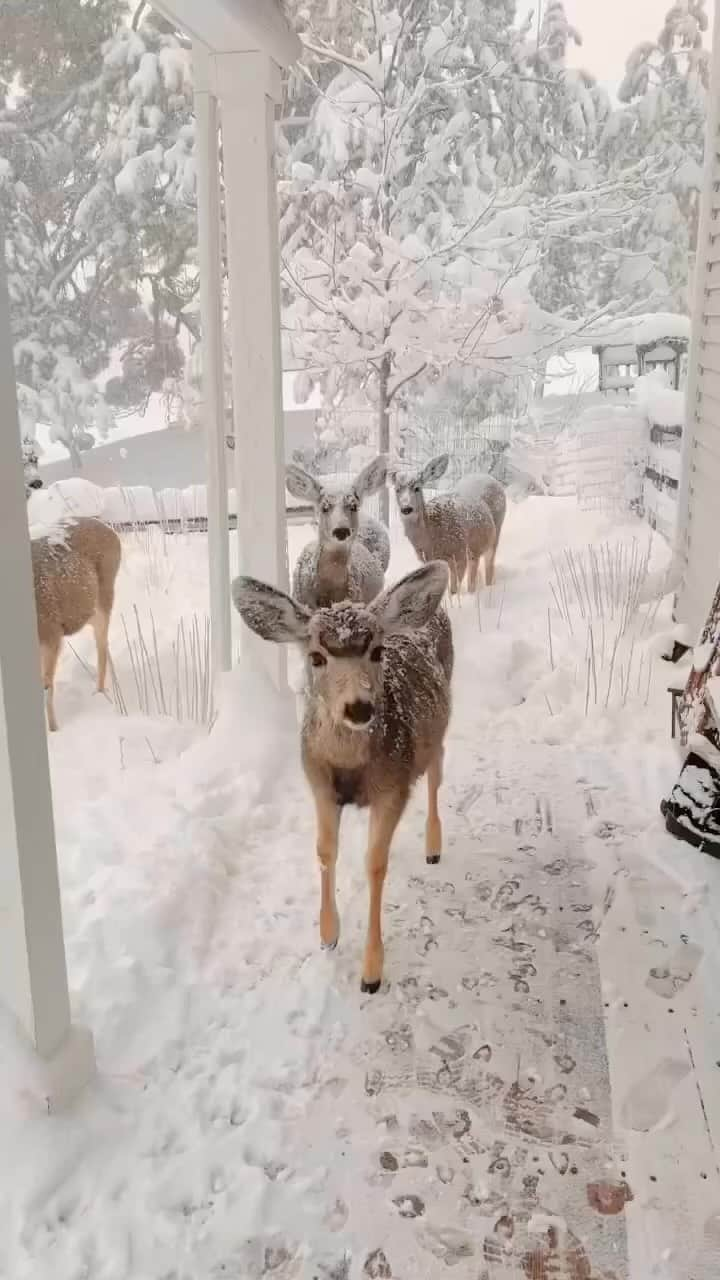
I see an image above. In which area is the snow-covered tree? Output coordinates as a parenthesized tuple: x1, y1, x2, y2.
(0, 1, 197, 464)
(279, 0, 659, 489)
(598, 0, 709, 311)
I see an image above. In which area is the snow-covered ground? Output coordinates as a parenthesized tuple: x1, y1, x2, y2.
(2, 497, 720, 1280)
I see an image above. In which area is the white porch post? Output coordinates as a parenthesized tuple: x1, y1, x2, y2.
(0, 244, 94, 1108)
(194, 43, 232, 674)
(216, 50, 289, 691)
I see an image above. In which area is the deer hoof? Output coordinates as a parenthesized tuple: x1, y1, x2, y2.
(361, 978, 381, 995)
(321, 938, 338, 952)
(426, 854, 441, 865)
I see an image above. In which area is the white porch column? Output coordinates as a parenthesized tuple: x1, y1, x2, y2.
(215, 50, 289, 691)
(194, 42, 232, 674)
(0, 244, 94, 1108)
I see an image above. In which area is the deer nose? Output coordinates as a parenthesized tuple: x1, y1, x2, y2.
(344, 698, 374, 727)
(333, 526, 351, 541)
(400, 505, 413, 516)
(29, 478, 43, 490)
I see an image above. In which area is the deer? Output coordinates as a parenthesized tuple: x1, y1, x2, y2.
(285, 457, 391, 609)
(31, 516, 122, 732)
(455, 470, 507, 586)
(232, 560, 453, 993)
(392, 454, 498, 594)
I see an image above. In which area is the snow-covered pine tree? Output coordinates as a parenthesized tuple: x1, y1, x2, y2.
(0, 1, 197, 465)
(598, 0, 709, 311)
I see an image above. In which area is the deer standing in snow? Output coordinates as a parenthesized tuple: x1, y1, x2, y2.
(232, 561, 453, 993)
(455, 470, 507, 586)
(286, 457, 390, 609)
(392, 454, 499, 593)
(31, 516, 122, 731)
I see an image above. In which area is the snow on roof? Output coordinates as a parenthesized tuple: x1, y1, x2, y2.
(585, 313, 690, 350)
(152, 0, 299, 64)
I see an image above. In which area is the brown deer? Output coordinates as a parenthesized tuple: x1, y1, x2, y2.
(455, 471, 507, 585)
(392, 454, 498, 593)
(232, 561, 453, 993)
(285, 457, 390, 609)
(31, 517, 122, 731)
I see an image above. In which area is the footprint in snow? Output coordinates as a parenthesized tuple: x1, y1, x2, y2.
(646, 942, 703, 999)
(620, 1057, 690, 1132)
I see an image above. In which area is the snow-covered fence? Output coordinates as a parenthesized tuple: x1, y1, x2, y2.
(506, 431, 578, 496)
(575, 403, 647, 513)
(636, 380, 685, 543)
(396, 412, 515, 487)
(26, 477, 314, 531)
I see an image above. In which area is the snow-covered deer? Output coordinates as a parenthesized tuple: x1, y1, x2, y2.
(392, 454, 499, 593)
(286, 457, 391, 609)
(455, 471, 507, 586)
(31, 517, 122, 731)
(232, 561, 453, 993)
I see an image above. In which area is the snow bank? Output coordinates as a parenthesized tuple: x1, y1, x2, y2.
(27, 477, 105, 523)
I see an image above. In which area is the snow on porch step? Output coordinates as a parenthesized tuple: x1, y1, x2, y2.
(271, 778, 632, 1280)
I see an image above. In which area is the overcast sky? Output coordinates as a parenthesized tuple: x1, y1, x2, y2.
(560, 0, 692, 93)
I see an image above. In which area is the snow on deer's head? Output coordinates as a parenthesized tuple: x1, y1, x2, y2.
(232, 561, 449, 734)
(285, 457, 387, 549)
(391, 453, 449, 525)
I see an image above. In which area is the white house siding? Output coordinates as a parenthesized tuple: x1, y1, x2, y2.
(675, 0, 720, 637)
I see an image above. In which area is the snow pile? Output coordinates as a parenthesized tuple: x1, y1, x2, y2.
(635, 371, 684, 430)
(27, 478, 105, 523)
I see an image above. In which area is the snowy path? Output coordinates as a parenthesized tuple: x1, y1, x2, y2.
(2, 499, 720, 1279)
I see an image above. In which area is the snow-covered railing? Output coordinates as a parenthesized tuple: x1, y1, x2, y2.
(636, 377, 685, 543)
(26, 477, 314, 530)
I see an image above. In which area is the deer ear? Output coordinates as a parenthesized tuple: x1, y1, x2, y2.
(285, 464, 322, 504)
(372, 561, 449, 634)
(232, 577, 311, 643)
(419, 454, 449, 486)
(354, 455, 387, 499)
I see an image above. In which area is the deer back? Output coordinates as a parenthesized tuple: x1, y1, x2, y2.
(293, 537, 385, 610)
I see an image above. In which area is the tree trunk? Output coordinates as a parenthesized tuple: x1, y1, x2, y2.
(66, 438, 83, 472)
(378, 353, 391, 526)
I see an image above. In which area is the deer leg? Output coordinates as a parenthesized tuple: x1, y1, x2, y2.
(426, 747, 444, 864)
(485, 543, 497, 587)
(314, 787, 341, 950)
(467, 554, 480, 594)
(361, 790, 407, 993)
(92, 608, 111, 692)
(41, 637, 62, 733)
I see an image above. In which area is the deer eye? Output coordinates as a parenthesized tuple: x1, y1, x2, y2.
(346, 497, 358, 513)
(370, 645, 384, 663)
(309, 651, 327, 668)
